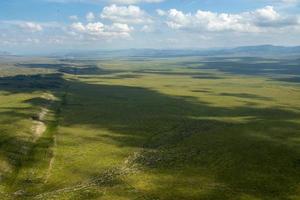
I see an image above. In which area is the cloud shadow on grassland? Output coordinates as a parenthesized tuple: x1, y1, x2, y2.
(58, 79, 300, 200)
(184, 57, 300, 79)
(17, 63, 123, 75)
(0, 74, 300, 199)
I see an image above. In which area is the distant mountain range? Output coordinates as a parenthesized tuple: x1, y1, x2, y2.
(223, 45, 300, 56)
(3, 45, 300, 58)
(56, 45, 300, 59)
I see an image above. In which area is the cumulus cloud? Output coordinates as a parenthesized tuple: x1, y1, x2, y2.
(249, 6, 299, 27)
(0, 20, 69, 50)
(161, 6, 300, 33)
(140, 24, 155, 32)
(254, 6, 279, 21)
(69, 15, 79, 21)
(156, 9, 166, 16)
(1, 20, 61, 31)
(71, 22, 86, 32)
(86, 12, 96, 21)
(100, 4, 152, 24)
(70, 21, 133, 39)
(18, 22, 43, 32)
(2, 2, 300, 50)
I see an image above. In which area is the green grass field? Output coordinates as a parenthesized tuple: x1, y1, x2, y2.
(0, 56, 300, 199)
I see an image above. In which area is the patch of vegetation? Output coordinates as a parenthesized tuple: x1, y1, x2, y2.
(0, 56, 300, 200)
(18, 63, 121, 75)
(0, 74, 64, 92)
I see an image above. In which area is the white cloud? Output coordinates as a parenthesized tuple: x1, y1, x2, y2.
(162, 6, 300, 33)
(25, 38, 40, 44)
(2, 2, 300, 51)
(71, 22, 86, 32)
(254, 6, 279, 21)
(86, 12, 96, 21)
(100, 4, 152, 24)
(248, 6, 299, 27)
(156, 9, 166, 16)
(70, 21, 133, 39)
(1, 20, 60, 30)
(141, 25, 153, 32)
(19, 22, 43, 32)
(108, 23, 133, 32)
(69, 15, 79, 21)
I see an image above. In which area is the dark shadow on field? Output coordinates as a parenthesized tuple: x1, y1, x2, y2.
(184, 57, 300, 79)
(275, 76, 300, 83)
(1, 73, 300, 199)
(57, 79, 300, 199)
(24, 97, 58, 107)
(220, 93, 273, 100)
(190, 89, 211, 93)
(0, 73, 64, 93)
(192, 75, 221, 79)
(0, 74, 63, 190)
(137, 69, 214, 76)
(17, 63, 122, 75)
(88, 74, 144, 80)
(0, 106, 54, 186)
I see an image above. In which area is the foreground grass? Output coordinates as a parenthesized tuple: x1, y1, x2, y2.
(0, 57, 300, 199)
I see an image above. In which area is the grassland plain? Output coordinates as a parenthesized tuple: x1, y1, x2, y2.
(0, 56, 300, 200)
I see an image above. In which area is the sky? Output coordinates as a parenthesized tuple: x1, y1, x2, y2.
(1, 0, 300, 54)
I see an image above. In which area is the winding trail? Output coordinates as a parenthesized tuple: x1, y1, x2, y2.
(44, 135, 57, 183)
(30, 92, 58, 183)
(33, 151, 149, 200)
(43, 90, 67, 184)
(32, 93, 56, 141)
(32, 108, 48, 142)
(32, 93, 56, 140)
(11, 93, 56, 198)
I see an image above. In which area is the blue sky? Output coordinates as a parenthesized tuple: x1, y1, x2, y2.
(1, 0, 300, 54)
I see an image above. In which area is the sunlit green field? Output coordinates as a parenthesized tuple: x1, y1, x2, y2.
(0, 56, 300, 199)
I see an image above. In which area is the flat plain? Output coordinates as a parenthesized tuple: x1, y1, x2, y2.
(0, 56, 300, 200)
